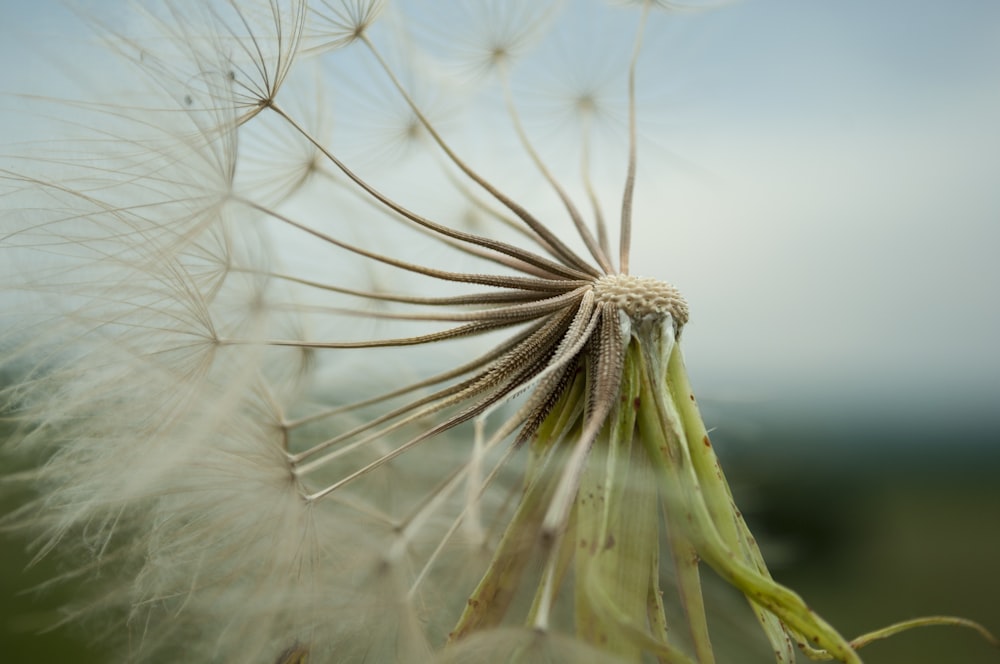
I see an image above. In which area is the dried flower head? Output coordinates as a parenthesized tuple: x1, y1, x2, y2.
(2, 1, 996, 663)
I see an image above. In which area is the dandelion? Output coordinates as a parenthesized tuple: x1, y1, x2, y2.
(1, 1, 996, 663)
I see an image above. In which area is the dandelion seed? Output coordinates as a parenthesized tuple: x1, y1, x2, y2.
(2, 1, 997, 663)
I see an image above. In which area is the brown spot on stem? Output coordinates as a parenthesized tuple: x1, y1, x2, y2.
(274, 644, 309, 664)
(633, 396, 641, 411)
(604, 534, 616, 550)
(703, 435, 711, 447)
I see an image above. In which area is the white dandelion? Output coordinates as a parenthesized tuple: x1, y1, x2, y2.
(2, 1, 996, 663)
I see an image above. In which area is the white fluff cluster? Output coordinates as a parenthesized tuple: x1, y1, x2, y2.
(0, 1, 733, 662)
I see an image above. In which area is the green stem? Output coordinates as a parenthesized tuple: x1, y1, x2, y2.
(634, 325, 861, 664)
(667, 344, 795, 663)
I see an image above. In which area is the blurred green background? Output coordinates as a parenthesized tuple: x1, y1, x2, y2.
(3, 404, 998, 663)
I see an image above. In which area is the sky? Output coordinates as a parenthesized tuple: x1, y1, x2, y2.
(2, 0, 999, 444)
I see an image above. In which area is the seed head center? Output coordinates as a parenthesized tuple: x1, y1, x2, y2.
(593, 274, 689, 327)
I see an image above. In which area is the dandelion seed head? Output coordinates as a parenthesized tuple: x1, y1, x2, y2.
(593, 273, 689, 327)
(4, 1, 995, 662)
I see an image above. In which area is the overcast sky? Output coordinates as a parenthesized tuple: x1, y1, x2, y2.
(2, 1, 998, 437)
